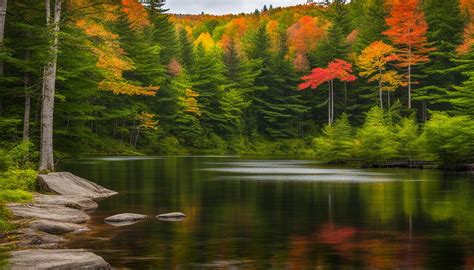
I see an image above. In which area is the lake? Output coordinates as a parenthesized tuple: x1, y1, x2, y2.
(60, 156, 474, 269)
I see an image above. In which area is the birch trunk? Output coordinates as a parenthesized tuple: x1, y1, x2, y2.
(378, 68, 383, 109)
(23, 51, 31, 141)
(332, 80, 335, 125)
(0, 0, 7, 76)
(408, 63, 412, 109)
(39, 0, 62, 172)
(327, 82, 331, 125)
(407, 46, 412, 109)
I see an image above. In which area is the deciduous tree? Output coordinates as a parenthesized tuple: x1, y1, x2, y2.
(358, 41, 402, 109)
(383, 0, 433, 109)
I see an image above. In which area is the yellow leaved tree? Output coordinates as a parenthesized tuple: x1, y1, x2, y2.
(358, 41, 403, 109)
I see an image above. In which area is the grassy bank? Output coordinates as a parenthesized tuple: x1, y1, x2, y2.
(0, 142, 38, 266)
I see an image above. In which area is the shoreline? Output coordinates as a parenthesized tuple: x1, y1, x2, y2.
(3, 172, 117, 269)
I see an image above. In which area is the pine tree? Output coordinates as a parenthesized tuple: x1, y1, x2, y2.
(416, 0, 466, 120)
(178, 28, 194, 69)
(354, 0, 389, 52)
(148, 1, 179, 65)
(190, 44, 227, 134)
(311, 0, 351, 65)
(449, 47, 474, 117)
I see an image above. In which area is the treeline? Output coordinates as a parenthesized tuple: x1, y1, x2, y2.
(0, 0, 473, 166)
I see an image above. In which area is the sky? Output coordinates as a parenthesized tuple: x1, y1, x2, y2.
(165, 0, 305, 15)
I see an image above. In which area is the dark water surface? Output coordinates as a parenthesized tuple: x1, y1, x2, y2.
(60, 156, 474, 269)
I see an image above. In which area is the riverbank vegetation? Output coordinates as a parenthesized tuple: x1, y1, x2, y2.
(0, 142, 37, 233)
(0, 0, 473, 168)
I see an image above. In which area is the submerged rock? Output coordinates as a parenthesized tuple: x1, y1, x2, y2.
(9, 249, 111, 269)
(38, 172, 118, 201)
(29, 219, 88, 235)
(8, 203, 90, 224)
(156, 212, 186, 221)
(104, 213, 147, 222)
(34, 194, 98, 211)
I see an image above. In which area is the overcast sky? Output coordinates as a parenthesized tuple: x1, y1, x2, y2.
(165, 0, 305, 15)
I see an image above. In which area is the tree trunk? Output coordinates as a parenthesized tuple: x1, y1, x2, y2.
(0, 0, 7, 76)
(332, 80, 335, 124)
(407, 46, 412, 109)
(408, 63, 412, 109)
(422, 101, 427, 122)
(387, 91, 391, 108)
(378, 68, 383, 109)
(344, 81, 347, 110)
(39, 0, 62, 172)
(327, 82, 331, 125)
(134, 127, 141, 149)
(23, 51, 31, 141)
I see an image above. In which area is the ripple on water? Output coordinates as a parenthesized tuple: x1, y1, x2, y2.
(199, 167, 390, 176)
(214, 174, 395, 183)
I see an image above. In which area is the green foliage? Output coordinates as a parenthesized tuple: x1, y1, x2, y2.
(313, 114, 354, 163)
(395, 117, 420, 160)
(0, 169, 37, 191)
(420, 113, 474, 165)
(354, 107, 399, 163)
(0, 190, 33, 203)
(0, 0, 473, 167)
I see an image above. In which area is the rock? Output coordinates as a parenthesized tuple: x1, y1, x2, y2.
(38, 172, 118, 201)
(104, 213, 147, 227)
(192, 260, 255, 267)
(104, 213, 147, 222)
(9, 249, 111, 269)
(16, 229, 65, 249)
(156, 212, 186, 222)
(34, 194, 98, 211)
(29, 219, 88, 235)
(8, 203, 90, 224)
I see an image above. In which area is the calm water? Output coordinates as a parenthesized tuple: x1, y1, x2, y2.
(60, 156, 474, 269)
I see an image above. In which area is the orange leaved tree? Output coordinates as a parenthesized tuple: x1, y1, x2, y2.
(299, 59, 356, 125)
(383, 0, 433, 109)
(358, 41, 403, 109)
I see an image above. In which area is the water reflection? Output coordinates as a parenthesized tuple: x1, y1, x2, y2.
(60, 157, 474, 269)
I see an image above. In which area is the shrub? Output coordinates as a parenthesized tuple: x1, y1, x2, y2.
(0, 169, 37, 191)
(0, 149, 13, 172)
(313, 114, 354, 163)
(0, 190, 33, 203)
(420, 113, 474, 165)
(354, 107, 399, 163)
(395, 117, 420, 160)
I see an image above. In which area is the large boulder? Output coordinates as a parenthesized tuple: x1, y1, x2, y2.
(9, 249, 111, 269)
(29, 219, 88, 235)
(8, 204, 90, 224)
(34, 194, 98, 211)
(38, 172, 118, 201)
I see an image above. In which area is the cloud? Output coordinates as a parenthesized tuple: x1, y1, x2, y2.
(165, 0, 304, 15)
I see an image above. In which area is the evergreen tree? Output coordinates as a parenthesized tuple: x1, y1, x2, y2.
(353, 0, 388, 52)
(449, 47, 474, 117)
(190, 44, 227, 135)
(416, 0, 466, 120)
(178, 28, 194, 68)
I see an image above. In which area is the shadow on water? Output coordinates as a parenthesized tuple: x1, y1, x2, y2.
(60, 156, 474, 269)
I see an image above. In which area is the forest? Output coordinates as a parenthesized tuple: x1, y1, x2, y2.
(0, 0, 473, 172)
(0, 0, 473, 267)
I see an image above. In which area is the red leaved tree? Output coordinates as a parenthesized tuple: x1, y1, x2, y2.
(299, 59, 356, 125)
(383, 0, 433, 109)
